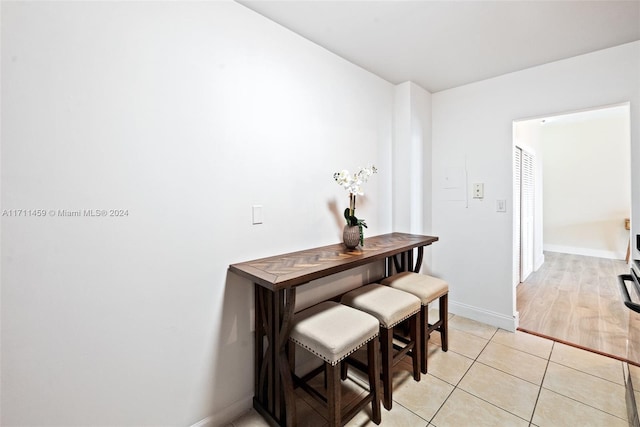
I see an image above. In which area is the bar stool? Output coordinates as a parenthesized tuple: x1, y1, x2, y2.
(289, 301, 381, 427)
(341, 284, 421, 410)
(381, 272, 449, 374)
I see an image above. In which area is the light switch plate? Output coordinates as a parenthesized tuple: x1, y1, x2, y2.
(252, 205, 263, 224)
(496, 200, 507, 212)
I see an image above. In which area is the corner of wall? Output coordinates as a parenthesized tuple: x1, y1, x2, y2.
(190, 396, 253, 427)
(392, 81, 433, 235)
(449, 300, 518, 332)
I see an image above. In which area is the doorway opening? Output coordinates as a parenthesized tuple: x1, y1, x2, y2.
(514, 146, 535, 284)
(513, 102, 632, 361)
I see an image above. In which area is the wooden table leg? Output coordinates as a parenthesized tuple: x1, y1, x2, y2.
(277, 288, 296, 426)
(253, 285, 297, 426)
(254, 286, 276, 423)
(392, 248, 423, 274)
(254, 285, 264, 400)
(414, 247, 424, 273)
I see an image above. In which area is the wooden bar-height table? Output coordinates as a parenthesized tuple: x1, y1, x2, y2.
(228, 233, 439, 426)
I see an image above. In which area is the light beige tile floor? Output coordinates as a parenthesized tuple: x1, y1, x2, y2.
(229, 313, 630, 427)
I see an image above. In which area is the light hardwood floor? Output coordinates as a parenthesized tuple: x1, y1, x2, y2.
(517, 251, 634, 363)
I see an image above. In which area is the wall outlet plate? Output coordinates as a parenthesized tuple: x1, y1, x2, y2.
(473, 183, 484, 199)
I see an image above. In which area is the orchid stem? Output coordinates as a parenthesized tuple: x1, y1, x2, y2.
(350, 193, 356, 217)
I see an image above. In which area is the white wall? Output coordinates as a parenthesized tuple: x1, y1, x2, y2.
(541, 109, 631, 259)
(393, 81, 433, 269)
(431, 41, 640, 330)
(0, 2, 395, 425)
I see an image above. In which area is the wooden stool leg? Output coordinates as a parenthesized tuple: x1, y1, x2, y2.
(326, 362, 341, 427)
(440, 294, 448, 352)
(367, 338, 381, 424)
(380, 327, 393, 410)
(410, 310, 421, 381)
(421, 305, 428, 374)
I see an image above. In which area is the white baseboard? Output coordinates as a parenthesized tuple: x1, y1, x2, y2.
(191, 395, 253, 427)
(449, 300, 518, 332)
(543, 244, 623, 260)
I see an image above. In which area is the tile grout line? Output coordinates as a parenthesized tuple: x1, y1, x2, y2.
(427, 327, 499, 425)
(541, 364, 630, 421)
(538, 386, 630, 423)
(392, 400, 432, 425)
(413, 326, 559, 425)
(538, 343, 630, 423)
(464, 328, 538, 425)
(528, 340, 554, 426)
(549, 361, 628, 386)
(429, 327, 554, 426)
(431, 327, 631, 426)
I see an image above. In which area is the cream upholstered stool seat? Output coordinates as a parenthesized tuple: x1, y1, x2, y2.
(381, 271, 449, 374)
(289, 301, 381, 427)
(341, 284, 421, 410)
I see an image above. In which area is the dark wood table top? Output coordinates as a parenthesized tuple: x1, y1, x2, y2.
(229, 232, 438, 291)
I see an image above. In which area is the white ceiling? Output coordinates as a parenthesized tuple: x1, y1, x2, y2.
(238, 0, 640, 93)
